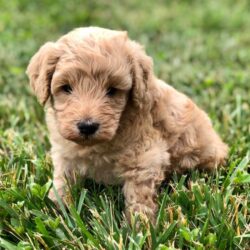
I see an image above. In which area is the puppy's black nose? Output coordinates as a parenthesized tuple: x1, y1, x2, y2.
(77, 120, 99, 136)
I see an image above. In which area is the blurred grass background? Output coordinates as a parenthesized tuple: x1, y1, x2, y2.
(0, 0, 249, 249)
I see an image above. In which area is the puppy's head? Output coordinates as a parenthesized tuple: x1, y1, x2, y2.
(27, 27, 153, 146)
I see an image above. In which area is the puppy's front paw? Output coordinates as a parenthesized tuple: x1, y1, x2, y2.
(48, 186, 69, 206)
(48, 188, 59, 203)
(123, 179, 160, 225)
(125, 203, 156, 225)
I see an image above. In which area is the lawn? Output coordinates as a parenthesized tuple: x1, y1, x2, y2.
(0, 0, 249, 249)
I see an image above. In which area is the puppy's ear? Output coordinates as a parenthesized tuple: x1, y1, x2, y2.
(129, 41, 153, 111)
(26, 42, 62, 106)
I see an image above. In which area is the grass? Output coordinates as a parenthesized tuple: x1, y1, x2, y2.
(0, 0, 249, 249)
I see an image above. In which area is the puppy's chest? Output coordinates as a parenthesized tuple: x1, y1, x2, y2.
(75, 150, 123, 185)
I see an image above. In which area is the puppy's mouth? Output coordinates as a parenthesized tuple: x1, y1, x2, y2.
(71, 134, 107, 147)
(80, 134, 101, 145)
(59, 123, 116, 146)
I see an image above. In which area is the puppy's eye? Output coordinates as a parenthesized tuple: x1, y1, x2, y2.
(106, 87, 117, 97)
(61, 84, 72, 94)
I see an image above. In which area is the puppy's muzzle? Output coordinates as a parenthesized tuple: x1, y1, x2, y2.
(77, 120, 100, 136)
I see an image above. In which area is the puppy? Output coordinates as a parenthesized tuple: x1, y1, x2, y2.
(26, 27, 228, 223)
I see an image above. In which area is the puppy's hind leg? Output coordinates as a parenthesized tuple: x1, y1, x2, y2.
(198, 138, 228, 171)
(171, 118, 228, 172)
